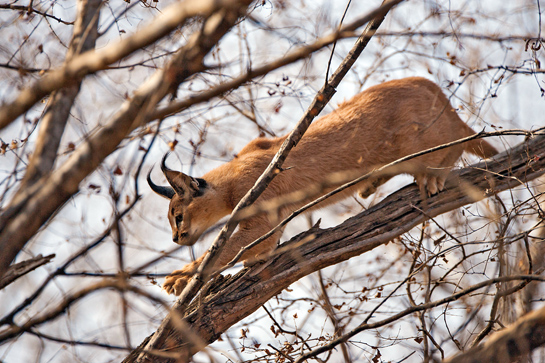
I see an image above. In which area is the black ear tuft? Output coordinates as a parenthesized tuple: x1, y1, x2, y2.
(147, 168, 175, 199)
(193, 178, 208, 197)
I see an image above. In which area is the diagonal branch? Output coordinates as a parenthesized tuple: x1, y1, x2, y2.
(124, 2, 402, 361)
(124, 132, 545, 363)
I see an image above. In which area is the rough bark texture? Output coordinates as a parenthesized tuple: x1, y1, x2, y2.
(123, 133, 545, 363)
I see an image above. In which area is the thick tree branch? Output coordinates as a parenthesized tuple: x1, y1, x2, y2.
(123, 132, 545, 361)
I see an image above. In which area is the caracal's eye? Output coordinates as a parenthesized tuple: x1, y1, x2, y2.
(175, 214, 183, 226)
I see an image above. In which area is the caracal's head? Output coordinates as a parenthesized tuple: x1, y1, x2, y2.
(147, 153, 229, 246)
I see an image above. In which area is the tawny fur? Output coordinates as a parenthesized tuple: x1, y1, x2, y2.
(149, 77, 498, 295)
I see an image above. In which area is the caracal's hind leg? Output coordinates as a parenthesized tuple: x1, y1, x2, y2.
(420, 143, 465, 195)
(435, 169, 449, 192)
(425, 150, 463, 195)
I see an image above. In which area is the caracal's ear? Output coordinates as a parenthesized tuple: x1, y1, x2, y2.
(160, 153, 208, 198)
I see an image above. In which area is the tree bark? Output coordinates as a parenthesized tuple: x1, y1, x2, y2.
(123, 132, 545, 362)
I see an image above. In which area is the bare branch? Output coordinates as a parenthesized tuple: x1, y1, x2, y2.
(0, 254, 55, 290)
(0, 4, 74, 25)
(0, 278, 169, 343)
(20, 0, 101, 189)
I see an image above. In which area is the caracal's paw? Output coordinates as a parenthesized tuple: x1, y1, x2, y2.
(358, 185, 377, 199)
(358, 177, 388, 199)
(163, 269, 193, 296)
(416, 174, 447, 197)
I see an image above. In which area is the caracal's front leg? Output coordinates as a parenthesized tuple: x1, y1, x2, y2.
(163, 255, 204, 296)
(163, 214, 281, 295)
